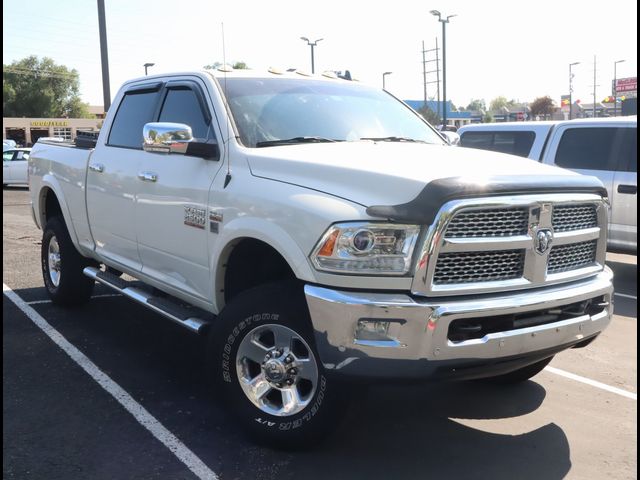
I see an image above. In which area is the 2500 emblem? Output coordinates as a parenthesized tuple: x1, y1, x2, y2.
(184, 206, 206, 229)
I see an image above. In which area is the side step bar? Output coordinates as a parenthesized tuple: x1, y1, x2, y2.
(83, 267, 210, 334)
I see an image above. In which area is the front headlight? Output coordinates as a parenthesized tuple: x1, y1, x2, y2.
(310, 222, 421, 275)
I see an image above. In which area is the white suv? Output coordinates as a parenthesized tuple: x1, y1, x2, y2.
(459, 117, 637, 253)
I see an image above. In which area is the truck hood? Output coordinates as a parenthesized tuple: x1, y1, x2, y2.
(246, 142, 580, 208)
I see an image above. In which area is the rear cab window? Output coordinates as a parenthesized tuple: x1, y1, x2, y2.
(107, 85, 162, 149)
(460, 131, 535, 157)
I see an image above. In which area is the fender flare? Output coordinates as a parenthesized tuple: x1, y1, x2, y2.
(210, 217, 317, 311)
(37, 175, 82, 251)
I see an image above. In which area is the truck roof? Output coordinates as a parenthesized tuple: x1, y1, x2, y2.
(123, 68, 359, 86)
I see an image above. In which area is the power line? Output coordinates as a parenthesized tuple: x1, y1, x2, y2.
(3, 68, 79, 79)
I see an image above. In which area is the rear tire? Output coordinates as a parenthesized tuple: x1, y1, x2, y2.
(41, 216, 95, 306)
(482, 356, 554, 384)
(207, 282, 346, 448)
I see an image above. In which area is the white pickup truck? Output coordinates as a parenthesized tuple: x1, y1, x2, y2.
(29, 69, 614, 446)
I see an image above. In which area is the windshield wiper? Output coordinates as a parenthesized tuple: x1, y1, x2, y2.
(255, 136, 341, 148)
(359, 136, 429, 143)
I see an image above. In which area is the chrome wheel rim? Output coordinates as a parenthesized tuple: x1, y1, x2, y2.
(48, 236, 62, 287)
(236, 324, 319, 417)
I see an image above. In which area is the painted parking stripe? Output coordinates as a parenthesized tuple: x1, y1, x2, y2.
(545, 366, 637, 401)
(3, 283, 218, 480)
(26, 293, 123, 305)
(614, 292, 637, 301)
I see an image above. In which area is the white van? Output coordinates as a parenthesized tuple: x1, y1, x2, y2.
(459, 117, 637, 253)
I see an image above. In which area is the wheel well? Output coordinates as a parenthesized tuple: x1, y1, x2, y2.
(42, 188, 63, 224)
(224, 239, 297, 304)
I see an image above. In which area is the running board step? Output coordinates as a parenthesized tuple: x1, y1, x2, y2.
(83, 267, 210, 334)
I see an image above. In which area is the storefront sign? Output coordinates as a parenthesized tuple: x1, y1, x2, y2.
(30, 120, 69, 127)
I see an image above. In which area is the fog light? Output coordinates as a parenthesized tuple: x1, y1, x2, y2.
(356, 319, 391, 341)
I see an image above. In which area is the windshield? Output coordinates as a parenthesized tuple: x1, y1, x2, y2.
(221, 77, 444, 148)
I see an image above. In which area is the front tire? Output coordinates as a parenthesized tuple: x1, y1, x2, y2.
(207, 283, 344, 448)
(41, 216, 95, 306)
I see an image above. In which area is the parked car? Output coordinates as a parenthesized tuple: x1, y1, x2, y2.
(3, 139, 17, 152)
(29, 70, 613, 446)
(3, 148, 30, 186)
(440, 130, 460, 146)
(458, 117, 637, 253)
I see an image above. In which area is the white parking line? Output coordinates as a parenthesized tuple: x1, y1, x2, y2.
(3, 283, 218, 480)
(26, 293, 123, 305)
(614, 292, 637, 301)
(545, 366, 637, 401)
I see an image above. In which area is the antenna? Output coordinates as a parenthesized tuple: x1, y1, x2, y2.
(222, 22, 232, 188)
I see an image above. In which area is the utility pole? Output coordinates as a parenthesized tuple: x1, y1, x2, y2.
(569, 61, 580, 120)
(423, 40, 441, 120)
(422, 41, 428, 108)
(613, 59, 626, 117)
(435, 37, 440, 120)
(591, 55, 599, 118)
(97, 0, 111, 111)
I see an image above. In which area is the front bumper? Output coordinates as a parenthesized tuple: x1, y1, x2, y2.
(304, 268, 614, 379)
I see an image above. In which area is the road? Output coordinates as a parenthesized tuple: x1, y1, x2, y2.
(3, 186, 637, 479)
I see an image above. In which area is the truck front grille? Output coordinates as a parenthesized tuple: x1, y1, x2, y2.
(433, 250, 525, 284)
(552, 204, 598, 232)
(547, 240, 598, 274)
(413, 195, 607, 296)
(444, 208, 529, 238)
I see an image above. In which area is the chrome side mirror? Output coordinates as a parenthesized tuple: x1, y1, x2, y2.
(143, 122, 193, 154)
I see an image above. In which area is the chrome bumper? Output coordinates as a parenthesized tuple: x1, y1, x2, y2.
(304, 268, 614, 378)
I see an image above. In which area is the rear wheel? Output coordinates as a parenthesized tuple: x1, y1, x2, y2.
(41, 216, 95, 306)
(482, 356, 554, 384)
(208, 283, 345, 448)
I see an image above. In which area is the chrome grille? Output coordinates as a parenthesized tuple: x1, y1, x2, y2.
(433, 250, 525, 284)
(552, 204, 598, 232)
(547, 240, 598, 274)
(444, 208, 529, 238)
(413, 193, 607, 297)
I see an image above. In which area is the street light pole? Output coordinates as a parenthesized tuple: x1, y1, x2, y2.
(613, 59, 625, 117)
(144, 62, 155, 76)
(430, 11, 456, 129)
(382, 71, 392, 90)
(300, 37, 323, 74)
(569, 61, 580, 120)
(97, 0, 111, 111)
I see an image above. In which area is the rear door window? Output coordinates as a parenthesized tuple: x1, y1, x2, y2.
(460, 131, 535, 157)
(554, 127, 633, 171)
(108, 88, 161, 149)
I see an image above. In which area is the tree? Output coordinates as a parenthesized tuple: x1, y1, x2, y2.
(3, 56, 90, 118)
(466, 98, 486, 112)
(204, 61, 249, 70)
(483, 112, 495, 123)
(489, 96, 517, 111)
(529, 96, 556, 118)
(417, 104, 440, 126)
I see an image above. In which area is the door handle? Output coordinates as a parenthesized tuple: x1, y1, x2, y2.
(617, 184, 637, 195)
(138, 171, 158, 182)
(89, 163, 105, 173)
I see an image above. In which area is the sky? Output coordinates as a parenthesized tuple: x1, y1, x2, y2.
(3, 0, 638, 110)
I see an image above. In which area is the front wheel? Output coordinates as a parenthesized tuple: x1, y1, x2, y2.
(207, 283, 345, 448)
(41, 216, 95, 306)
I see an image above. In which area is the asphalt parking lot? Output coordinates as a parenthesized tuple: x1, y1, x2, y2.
(3, 186, 637, 480)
